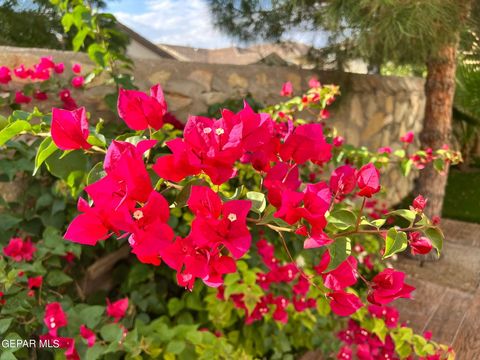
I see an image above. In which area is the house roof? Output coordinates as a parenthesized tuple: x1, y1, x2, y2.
(156, 42, 313, 66)
(116, 22, 177, 60)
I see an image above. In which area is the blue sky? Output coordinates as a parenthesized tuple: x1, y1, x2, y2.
(108, 0, 326, 49)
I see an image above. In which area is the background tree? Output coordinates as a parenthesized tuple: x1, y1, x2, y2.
(209, 0, 476, 217)
(0, 0, 107, 49)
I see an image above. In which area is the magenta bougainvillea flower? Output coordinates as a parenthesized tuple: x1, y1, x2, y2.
(409, 232, 433, 255)
(54, 63, 65, 74)
(3, 237, 36, 262)
(14, 91, 31, 104)
(322, 256, 358, 291)
(368, 268, 415, 305)
(155, 113, 243, 184)
(28, 276, 43, 289)
(106, 297, 129, 322)
(368, 304, 399, 328)
(117, 84, 167, 130)
(51, 107, 92, 150)
(34, 89, 48, 100)
(356, 163, 381, 198)
(44, 302, 68, 336)
(0, 66, 12, 84)
(160, 186, 251, 289)
(80, 325, 96, 347)
(103, 139, 157, 203)
(412, 194, 427, 212)
(264, 162, 301, 208)
(188, 186, 252, 259)
(280, 81, 293, 96)
(333, 135, 344, 147)
(400, 131, 414, 144)
(280, 123, 332, 165)
(14, 65, 30, 79)
(59, 88, 78, 110)
(127, 191, 174, 265)
(72, 63, 82, 74)
(330, 165, 356, 196)
(309, 77, 321, 88)
(328, 290, 363, 316)
(71, 76, 84, 88)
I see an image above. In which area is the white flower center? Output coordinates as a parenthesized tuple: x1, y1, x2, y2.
(227, 213, 237, 222)
(133, 210, 144, 220)
(203, 127, 212, 134)
(215, 128, 225, 135)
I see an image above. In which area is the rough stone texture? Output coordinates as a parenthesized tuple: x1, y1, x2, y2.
(0, 46, 426, 204)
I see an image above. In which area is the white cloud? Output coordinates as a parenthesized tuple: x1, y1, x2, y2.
(113, 0, 236, 48)
(111, 0, 327, 49)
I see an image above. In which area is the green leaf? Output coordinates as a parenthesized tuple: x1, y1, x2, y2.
(0, 318, 12, 335)
(433, 158, 445, 172)
(87, 133, 106, 147)
(327, 209, 357, 230)
(73, 28, 91, 51)
(425, 227, 443, 255)
(0, 120, 31, 146)
(100, 323, 123, 342)
(316, 296, 331, 316)
(168, 298, 184, 317)
(0, 214, 22, 231)
(46, 270, 73, 286)
(88, 44, 107, 67)
(174, 179, 208, 207)
(388, 209, 417, 223)
(400, 158, 413, 176)
(34, 137, 58, 175)
(325, 237, 351, 272)
(85, 343, 106, 360)
(87, 162, 105, 185)
(61, 13, 74, 32)
(45, 150, 87, 180)
(372, 318, 388, 342)
(246, 191, 266, 214)
(166, 340, 186, 355)
(383, 228, 408, 259)
(79, 306, 105, 328)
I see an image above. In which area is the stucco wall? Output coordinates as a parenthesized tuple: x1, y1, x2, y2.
(0, 46, 426, 204)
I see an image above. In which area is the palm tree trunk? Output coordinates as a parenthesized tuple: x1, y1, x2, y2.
(416, 43, 458, 217)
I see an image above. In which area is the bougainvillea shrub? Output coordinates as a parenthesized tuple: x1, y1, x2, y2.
(0, 55, 461, 359)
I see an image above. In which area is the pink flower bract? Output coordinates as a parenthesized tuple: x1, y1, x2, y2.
(51, 107, 91, 150)
(357, 163, 381, 198)
(117, 84, 167, 130)
(106, 297, 128, 322)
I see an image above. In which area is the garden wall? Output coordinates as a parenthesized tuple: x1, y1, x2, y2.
(0, 46, 426, 204)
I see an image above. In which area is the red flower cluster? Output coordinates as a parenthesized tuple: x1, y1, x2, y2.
(314, 251, 363, 316)
(41, 302, 79, 360)
(218, 239, 316, 324)
(3, 237, 36, 262)
(1, 57, 83, 109)
(161, 186, 251, 289)
(63, 129, 252, 289)
(337, 319, 399, 360)
(39, 297, 127, 359)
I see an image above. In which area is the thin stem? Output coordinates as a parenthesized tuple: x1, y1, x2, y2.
(332, 226, 424, 239)
(277, 231, 323, 292)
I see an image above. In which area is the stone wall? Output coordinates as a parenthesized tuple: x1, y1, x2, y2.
(0, 46, 426, 204)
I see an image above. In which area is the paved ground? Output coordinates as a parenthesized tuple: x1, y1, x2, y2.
(393, 219, 480, 360)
